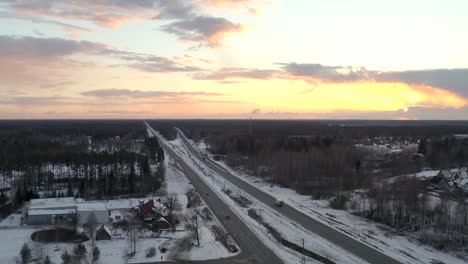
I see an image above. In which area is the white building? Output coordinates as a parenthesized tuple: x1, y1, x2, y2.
(26, 197, 81, 225)
(77, 202, 109, 225)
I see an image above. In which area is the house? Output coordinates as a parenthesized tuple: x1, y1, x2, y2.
(139, 199, 168, 218)
(430, 176, 449, 190)
(139, 200, 154, 217)
(26, 197, 79, 225)
(96, 225, 112, 240)
(77, 202, 109, 225)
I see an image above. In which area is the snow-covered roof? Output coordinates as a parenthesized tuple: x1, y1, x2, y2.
(77, 202, 107, 211)
(28, 208, 75, 216)
(152, 199, 168, 217)
(29, 197, 80, 209)
(99, 224, 112, 236)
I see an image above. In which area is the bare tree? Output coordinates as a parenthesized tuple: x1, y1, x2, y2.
(127, 218, 139, 256)
(85, 213, 97, 247)
(185, 209, 200, 247)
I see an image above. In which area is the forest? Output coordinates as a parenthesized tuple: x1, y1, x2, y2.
(0, 120, 164, 217)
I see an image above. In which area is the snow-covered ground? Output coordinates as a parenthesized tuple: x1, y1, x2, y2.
(166, 137, 367, 264)
(186, 138, 467, 264)
(0, 212, 22, 226)
(0, 152, 236, 264)
(0, 225, 177, 264)
(163, 153, 238, 261)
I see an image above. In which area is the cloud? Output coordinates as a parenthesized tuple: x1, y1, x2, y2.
(0, 11, 92, 36)
(197, 62, 468, 103)
(193, 67, 278, 80)
(5, 0, 158, 29)
(0, 97, 84, 105)
(152, 0, 194, 19)
(204, 0, 274, 15)
(0, 35, 205, 90)
(127, 59, 202, 73)
(0, 35, 105, 59)
(251, 108, 261, 114)
(81, 89, 227, 98)
(279, 63, 372, 83)
(2, 0, 260, 46)
(87, 110, 150, 114)
(375, 69, 468, 97)
(161, 16, 244, 47)
(235, 106, 468, 120)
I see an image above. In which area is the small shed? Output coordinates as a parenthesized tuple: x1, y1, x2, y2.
(438, 170, 452, 180)
(152, 218, 170, 231)
(96, 225, 112, 240)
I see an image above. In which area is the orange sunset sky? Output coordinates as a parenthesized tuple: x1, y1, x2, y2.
(1, 0, 468, 119)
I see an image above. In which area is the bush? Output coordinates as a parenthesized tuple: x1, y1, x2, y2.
(329, 194, 349, 210)
(146, 247, 156, 258)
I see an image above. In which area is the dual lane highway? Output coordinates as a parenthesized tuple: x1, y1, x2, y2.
(147, 124, 284, 264)
(175, 128, 403, 264)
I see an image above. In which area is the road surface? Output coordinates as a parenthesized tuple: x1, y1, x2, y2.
(146, 124, 284, 264)
(175, 128, 403, 264)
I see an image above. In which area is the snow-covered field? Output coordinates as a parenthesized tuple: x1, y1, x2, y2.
(186, 138, 466, 264)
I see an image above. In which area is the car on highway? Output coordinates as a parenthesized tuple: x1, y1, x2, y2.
(225, 214, 231, 220)
(275, 198, 284, 207)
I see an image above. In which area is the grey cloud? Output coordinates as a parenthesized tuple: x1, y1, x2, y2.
(251, 108, 261, 114)
(81, 89, 227, 98)
(161, 16, 243, 46)
(87, 110, 150, 114)
(0, 11, 92, 34)
(0, 35, 104, 59)
(375, 69, 468, 97)
(280, 63, 468, 98)
(128, 61, 202, 72)
(0, 97, 75, 105)
(3, 0, 249, 46)
(153, 0, 193, 19)
(241, 106, 468, 120)
(203, 62, 468, 99)
(0, 35, 204, 74)
(194, 67, 278, 80)
(279, 63, 372, 83)
(5, 0, 160, 28)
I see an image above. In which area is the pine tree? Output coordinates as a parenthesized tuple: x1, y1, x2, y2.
(61, 251, 71, 264)
(74, 243, 87, 260)
(20, 243, 32, 264)
(92, 247, 100, 262)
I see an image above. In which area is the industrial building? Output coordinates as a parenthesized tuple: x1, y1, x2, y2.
(24, 197, 110, 226)
(77, 202, 109, 225)
(25, 197, 79, 225)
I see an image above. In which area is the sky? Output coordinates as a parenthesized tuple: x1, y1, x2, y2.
(1, 0, 468, 120)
